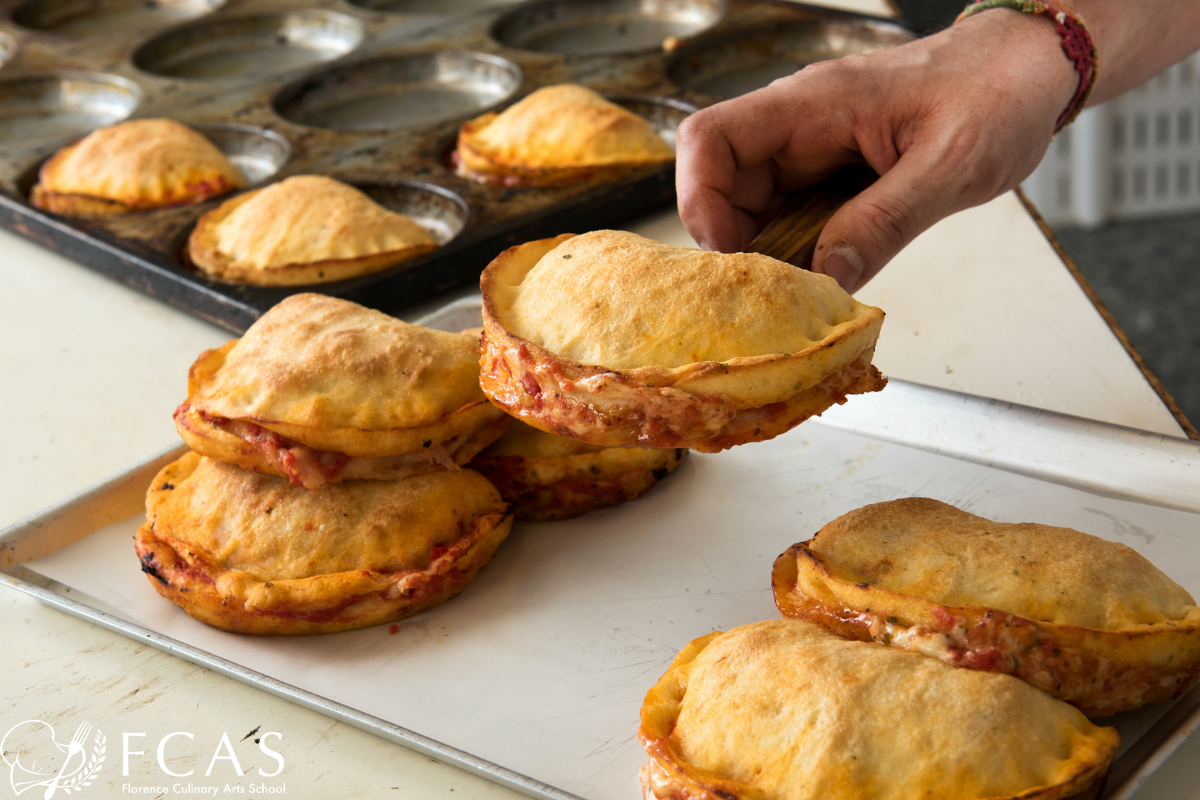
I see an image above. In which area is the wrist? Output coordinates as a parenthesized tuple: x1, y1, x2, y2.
(954, 6, 1081, 132)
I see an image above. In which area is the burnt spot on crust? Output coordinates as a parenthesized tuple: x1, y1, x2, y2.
(653, 468, 669, 480)
(159, 482, 175, 491)
(675, 448, 686, 459)
(139, 552, 170, 587)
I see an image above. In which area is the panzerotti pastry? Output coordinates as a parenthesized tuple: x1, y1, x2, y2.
(639, 619, 1119, 800)
(135, 452, 512, 635)
(455, 84, 674, 186)
(468, 420, 686, 521)
(188, 175, 438, 286)
(480, 230, 886, 452)
(31, 118, 245, 215)
(772, 498, 1200, 716)
(175, 294, 510, 490)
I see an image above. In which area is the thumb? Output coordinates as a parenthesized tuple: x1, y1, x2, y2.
(812, 149, 961, 293)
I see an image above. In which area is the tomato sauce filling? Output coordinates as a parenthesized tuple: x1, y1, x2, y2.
(783, 590, 1198, 715)
(177, 403, 492, 490)
(480, 331, 884, 451)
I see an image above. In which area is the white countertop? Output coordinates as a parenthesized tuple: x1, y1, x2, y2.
(3, 0, 1198, 796)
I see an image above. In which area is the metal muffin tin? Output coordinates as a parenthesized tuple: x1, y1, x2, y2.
(0, 0, 917, 332)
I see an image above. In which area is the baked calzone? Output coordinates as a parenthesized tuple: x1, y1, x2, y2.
(31, 118, 245, 215)
(175, 294, 510, 490)
(640, 619, 1119, 800)
(480, 230, 886, 452)
(136, 452, 512, 635)
(188, 175, 439, 286)
(468, 420, 686, 521)
(455, 84, 674, 186)
(772, 498, 1200, 716)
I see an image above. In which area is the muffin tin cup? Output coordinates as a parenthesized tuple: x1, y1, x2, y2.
(132, 10, 365, 81)
(0, 0, 919, 332)
(273, 51, 523, 132)
(667, 16, 917, 97)
(12, 0, 224, 37)
(491, 0, 726, 56)
(0, 72, 142, 144)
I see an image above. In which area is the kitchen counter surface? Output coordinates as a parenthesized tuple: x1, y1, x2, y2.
(3, 0, 1197, 796)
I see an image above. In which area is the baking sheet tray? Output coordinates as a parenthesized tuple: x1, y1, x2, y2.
(0, 0, 918, 332)
(4, 300, 1200, 800)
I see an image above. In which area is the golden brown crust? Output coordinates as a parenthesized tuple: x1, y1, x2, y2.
(468, 421, 686, 520)
(31, 119, 244, 215)
(639, 619, 1119, 800)
(479, 232, 885, 451)
(187, 175, 438, 286)
(135, 452, 513, 635)
(455, 84, 674, 186)
(184, 295, 507, 460)
(772, 498, 1200, 716)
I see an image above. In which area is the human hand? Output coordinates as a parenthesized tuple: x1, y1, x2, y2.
(675, 9, 1077, 292)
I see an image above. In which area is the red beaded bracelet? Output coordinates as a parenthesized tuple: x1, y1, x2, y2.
(957, 0, 1099, 132)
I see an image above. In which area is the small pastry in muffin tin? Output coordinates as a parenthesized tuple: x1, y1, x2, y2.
(135, 452, 513, 635)
(639, 618, 1119, 800)
(188, 175, 438, 286)
(31, 118, 245, 215)
(468, 420, 686, 521)
(772, 497, 1200, 716)
(174, 294, 509, 490)
(480, 230, 886, 452)
(455, 84, 675, 186)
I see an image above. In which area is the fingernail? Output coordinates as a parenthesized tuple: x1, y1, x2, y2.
(698, 239, 714, 252)
(818, 243, 865, 293)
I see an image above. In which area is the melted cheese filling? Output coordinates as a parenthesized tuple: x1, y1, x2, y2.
(850, 604, 1189, 716)
(481, 333, 881, 450)
(211, 416, 475, 490)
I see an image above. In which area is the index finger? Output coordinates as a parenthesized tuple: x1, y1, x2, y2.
(675, 89, 798, 253)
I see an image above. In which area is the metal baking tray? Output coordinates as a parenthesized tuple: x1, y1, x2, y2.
(0, 0, 917, 332)
(3, 297, 1200, 800)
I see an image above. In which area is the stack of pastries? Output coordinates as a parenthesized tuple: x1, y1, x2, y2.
(138, 292, 687, 634)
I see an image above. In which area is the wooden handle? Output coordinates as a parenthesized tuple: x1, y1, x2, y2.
(745, 167, 875, 268)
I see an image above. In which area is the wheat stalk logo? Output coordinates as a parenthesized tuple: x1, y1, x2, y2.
(1, 721, 106, 798)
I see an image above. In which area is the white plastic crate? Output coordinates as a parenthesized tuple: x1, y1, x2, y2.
(1022, 53, 1200, 227)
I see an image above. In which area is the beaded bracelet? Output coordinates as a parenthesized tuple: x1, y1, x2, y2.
(957, 0, 1099, 132)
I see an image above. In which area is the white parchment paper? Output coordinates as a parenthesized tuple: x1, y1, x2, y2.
(25, 423, 1200, 799)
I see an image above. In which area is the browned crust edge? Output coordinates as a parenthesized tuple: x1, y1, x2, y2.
(469, 447, 686, 521)
(174, 403, 510, 483)
(135, 508, 513, 636)
(771, 540, 1200, 716)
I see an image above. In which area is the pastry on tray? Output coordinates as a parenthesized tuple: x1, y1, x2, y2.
(468, 420, 686, 521)
(455, 84, 675, 186)
(174, 294, 510, 490)
(479, 230, 886, 452)
(188, 175, 439, 286)
(639, 618, 1119, 800)
(31, 118, 245, 215)
(135, 452, 512, 635)
(772, 498, 1200, 716)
